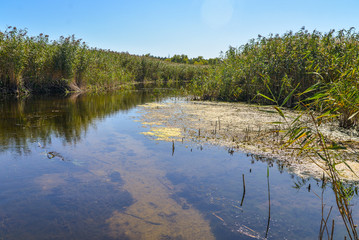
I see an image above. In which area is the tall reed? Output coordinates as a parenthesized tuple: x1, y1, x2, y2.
(261, 86, 358, 239)
(191, 27, 359, 129)
(0, 27, 206, 94)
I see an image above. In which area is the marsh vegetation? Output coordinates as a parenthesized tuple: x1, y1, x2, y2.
(0, 27, 206, 94)
(191, 27, 359, 130)
(1, 26, 359, 239)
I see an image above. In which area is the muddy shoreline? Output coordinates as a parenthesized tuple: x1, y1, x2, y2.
(137, 99, 359, 181)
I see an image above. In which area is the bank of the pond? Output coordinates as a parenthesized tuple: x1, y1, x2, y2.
(190, 28, 359, 130)
(138, 100, 359, 181)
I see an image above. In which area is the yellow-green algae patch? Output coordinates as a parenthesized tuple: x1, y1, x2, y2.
(141, 127, 182, 141)
(137, 100, 359, 181)
(138, 103, 166, 108)
(141, 121, 163, 126)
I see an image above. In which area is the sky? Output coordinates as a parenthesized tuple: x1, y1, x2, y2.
(1, 0, 359, 58)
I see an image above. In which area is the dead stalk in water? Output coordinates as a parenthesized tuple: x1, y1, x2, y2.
(240, 174, 246, 207)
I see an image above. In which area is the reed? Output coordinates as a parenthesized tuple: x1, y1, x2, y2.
(0, 27, 206, 94)
(191, 27, 359, 129)
(262, 87, 359, 239)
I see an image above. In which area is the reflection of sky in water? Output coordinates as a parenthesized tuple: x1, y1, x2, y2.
(0, 90, 358, 239)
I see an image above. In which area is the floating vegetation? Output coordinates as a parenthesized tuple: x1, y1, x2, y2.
(137, 100, 359, 181)
(139, 103, 167, 109)
(141, 127, 182, 141)
(141, 121, 163, 126)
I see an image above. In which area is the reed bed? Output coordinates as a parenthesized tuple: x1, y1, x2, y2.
(191, 27, 359, 129)
(0, 27, 206, 94)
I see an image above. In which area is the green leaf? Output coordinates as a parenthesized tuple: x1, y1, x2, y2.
(299, 82, 321, 96)
(274, 106, 285, 119)
(315, 111, 334, 120)
(281, 83, 300, 107)
(317, 152, 327, 162)
(258, 93, 276, 103)
(306, 93, 327, 101)
(327, 145, 347, 150)
(290, 114, 303, 126)
(308, 72, 324, 81)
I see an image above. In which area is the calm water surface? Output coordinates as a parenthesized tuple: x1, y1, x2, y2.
(0, 88, 358, 239)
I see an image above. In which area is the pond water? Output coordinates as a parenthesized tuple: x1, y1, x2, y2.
(0, 87, 358, 239)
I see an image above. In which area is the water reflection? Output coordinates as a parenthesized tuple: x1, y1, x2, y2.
(163, 146, 359, 240)
(0, 88, 358, 239)
(0, 88, 174, 155)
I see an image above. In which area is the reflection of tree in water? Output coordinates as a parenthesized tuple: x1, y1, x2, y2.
(248, 153, 286, 174)
(0, 87, 175, 154)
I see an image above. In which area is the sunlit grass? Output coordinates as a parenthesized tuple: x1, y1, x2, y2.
(0, 27, 206, 94)
(191, 27, 359, 129)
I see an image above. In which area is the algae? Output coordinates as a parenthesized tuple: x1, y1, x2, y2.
(141, 127, 182, 141)
(137, 100, 359, 181)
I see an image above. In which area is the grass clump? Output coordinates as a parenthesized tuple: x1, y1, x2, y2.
(269, 92, 358, 240)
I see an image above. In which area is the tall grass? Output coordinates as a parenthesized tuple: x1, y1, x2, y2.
(0, 27, 206, 94)
(191, 27, 359, 129)
(264, 89, 359, 239)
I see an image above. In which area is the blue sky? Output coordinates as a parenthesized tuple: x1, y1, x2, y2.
(1, 0, 359, 58)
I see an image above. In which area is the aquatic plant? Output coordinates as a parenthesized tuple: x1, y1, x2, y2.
(261, 86, 359, 239)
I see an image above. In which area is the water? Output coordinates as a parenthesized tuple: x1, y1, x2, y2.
(0, 88, 358, 239)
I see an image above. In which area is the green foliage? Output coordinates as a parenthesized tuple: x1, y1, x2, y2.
(0, 27, 206, 94)
(0, 27, 28, 90)
(257, 75, 359, 238)
(168, 54, 189, 64)
(164, 54, 220, 65)
(270, 93, 359, 240)
(191, 27, 359, 128)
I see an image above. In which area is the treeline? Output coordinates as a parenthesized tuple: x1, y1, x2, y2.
(191, 27, 359, 129)
(0, 27, 206, 94)
(148, 54, 220, 65)
(163, 54, 220, 65)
